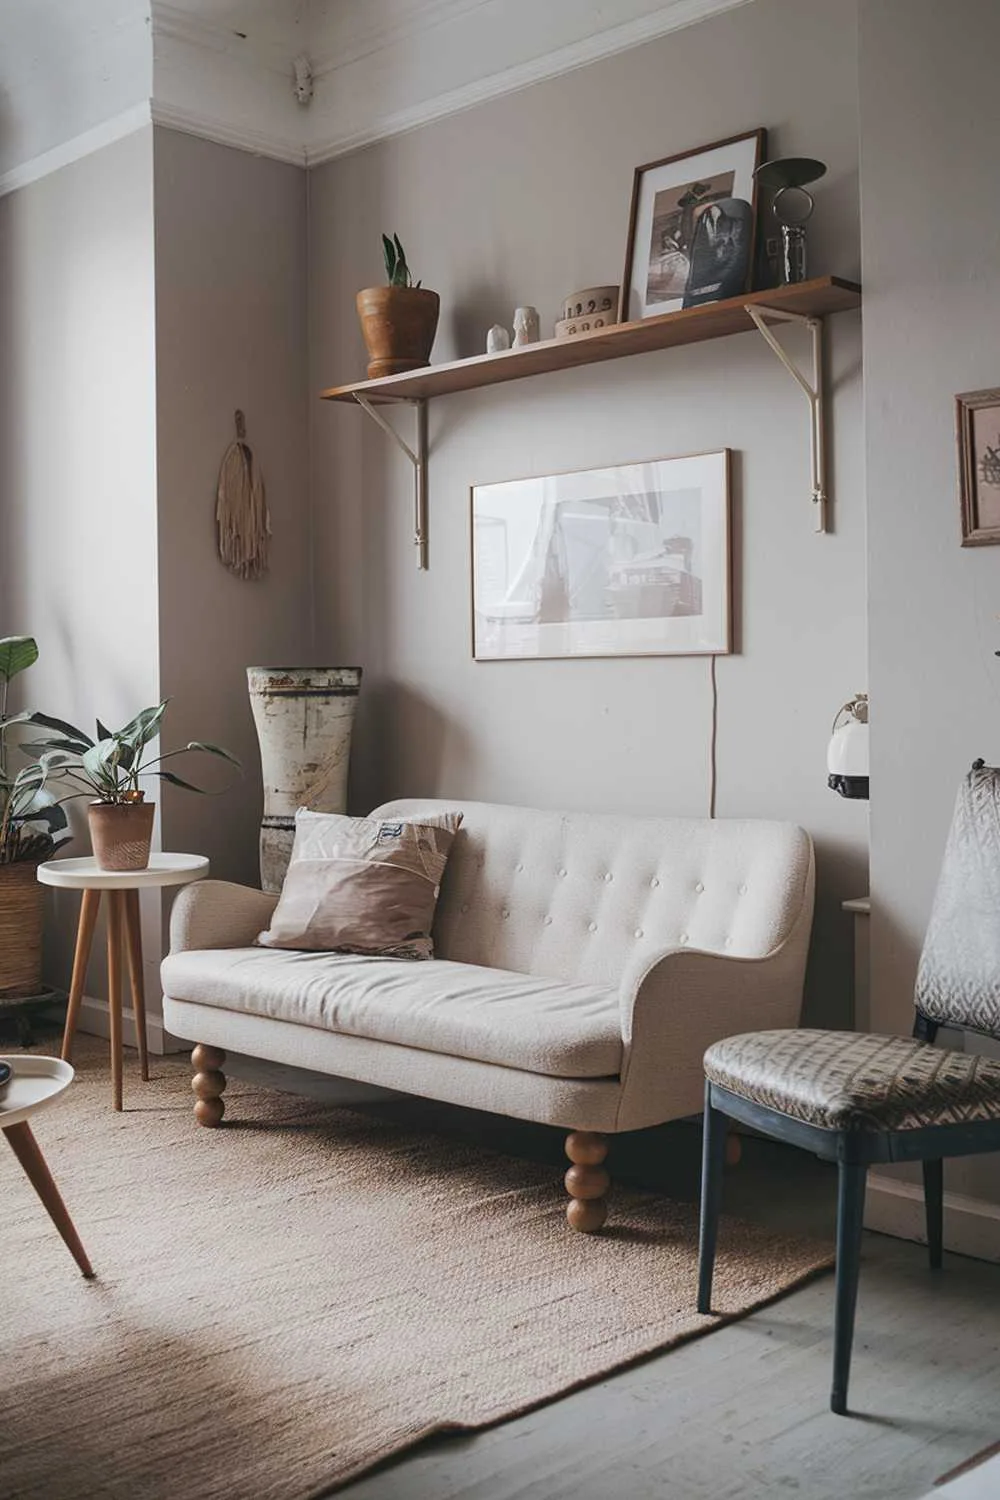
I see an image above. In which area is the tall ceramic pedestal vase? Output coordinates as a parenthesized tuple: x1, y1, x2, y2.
(247, 667, 362, 893)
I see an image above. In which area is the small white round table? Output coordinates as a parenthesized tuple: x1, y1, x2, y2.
(38, 855, 209, 1111)
(1, 1054, 93, 1276)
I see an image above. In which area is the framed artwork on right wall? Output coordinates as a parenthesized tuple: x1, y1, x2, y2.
(957, 386, 1000, 545)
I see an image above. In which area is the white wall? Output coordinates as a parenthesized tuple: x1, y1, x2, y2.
(861, 0, 1000, 1209)
(308, 0, 868, 1028)
(0, 126, 160, 992)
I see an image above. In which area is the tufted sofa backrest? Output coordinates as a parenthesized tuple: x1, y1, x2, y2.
(372, 798, 815, 990)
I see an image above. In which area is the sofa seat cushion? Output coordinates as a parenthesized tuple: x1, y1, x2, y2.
(162, 948, 623, 1079)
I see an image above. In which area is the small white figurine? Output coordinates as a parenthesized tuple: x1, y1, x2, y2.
(486, 324, 511, 353)
(512, 306, 540, 347)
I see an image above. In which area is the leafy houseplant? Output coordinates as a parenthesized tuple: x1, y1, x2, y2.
(356, 232, 440, 381)
(26, 701, 240, 872)
(0, 636, 71, 998)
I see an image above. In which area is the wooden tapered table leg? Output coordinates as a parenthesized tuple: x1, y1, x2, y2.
(124, 889, 149, 1083)
(4, 1120, 94, 1277)
(106, 891, 124, 1112)
(61, 888, 101, 1064)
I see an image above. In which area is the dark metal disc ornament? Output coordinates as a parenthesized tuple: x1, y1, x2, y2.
(754, 157, 828, 285)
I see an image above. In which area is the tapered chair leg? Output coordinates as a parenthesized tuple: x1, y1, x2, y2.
(61, 888, 101, 1063)
(124, 890, 149, 1083)
(697, 1086, 728, 1314)
(923, 1158, 944, 1270)
(831, 1160, 867, 1415)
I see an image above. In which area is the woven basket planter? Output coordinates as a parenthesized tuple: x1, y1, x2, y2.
(0, 860, 44, 998)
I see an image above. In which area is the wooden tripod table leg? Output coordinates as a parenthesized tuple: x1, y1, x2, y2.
(4, 1121, 94, 1277)
(124, 889, 149, 1082)
(106, 891, 124, 1112)
(61, 888, 101, 1063)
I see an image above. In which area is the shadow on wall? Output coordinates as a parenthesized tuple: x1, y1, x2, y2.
(348, 677, 473, 814)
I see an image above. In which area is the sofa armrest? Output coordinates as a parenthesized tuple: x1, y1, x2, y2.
(614, 903, 812, 1133)
(169, 879, 278, 953)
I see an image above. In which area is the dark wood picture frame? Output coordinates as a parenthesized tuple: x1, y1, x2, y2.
(620, 128, 767, 324)
(957, 387, 1000, 545)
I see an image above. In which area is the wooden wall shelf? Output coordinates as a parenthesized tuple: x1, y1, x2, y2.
(320, 274, 862, 567)
(320, 276, 860, 406)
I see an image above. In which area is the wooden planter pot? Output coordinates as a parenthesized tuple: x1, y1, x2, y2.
(0, 861, 44, 997)
(356, 287, 440, 380)
(89, 801, 155, 872)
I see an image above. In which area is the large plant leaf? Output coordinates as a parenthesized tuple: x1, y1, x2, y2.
(154, 769, 208, 793)
(25, 711, 94, 749)
(117, 702, 167, 752)
(0, 637, 38, 686)
(185, 740, 242, 767)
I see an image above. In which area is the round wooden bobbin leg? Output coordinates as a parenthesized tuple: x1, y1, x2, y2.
(191, 1044, 227, 1127)
(564, 1130, 610, 1233)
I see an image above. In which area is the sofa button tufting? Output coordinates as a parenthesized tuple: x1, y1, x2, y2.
(543, 915, 553, 926)
(634, 928, 644, 939)
(604, 872, 613, 883)
(559, 868, 567, 878)
(739, 883, 748, 896)
(695, 882, 704, 893)
(679, 933, 689, 944)
(516, 863, 524, 873)
(502, 909, 510, 919)
(650, 876, 660, 888)
(588, 922, 597, 933)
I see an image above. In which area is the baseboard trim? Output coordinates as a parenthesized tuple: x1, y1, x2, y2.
(866, 1172, 1000, 1265)
(78, 995, 169, 1056)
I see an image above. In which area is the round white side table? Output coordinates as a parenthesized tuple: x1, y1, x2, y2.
(1, 1054, 93, 1276)
(38, 855, 209, 1111)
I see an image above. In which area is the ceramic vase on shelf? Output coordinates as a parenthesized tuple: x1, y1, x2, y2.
(247, 667, 363, 893)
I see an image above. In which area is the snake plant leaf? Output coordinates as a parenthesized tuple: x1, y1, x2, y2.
(0, 636, 38, 685)
(382, 233, 397, 283)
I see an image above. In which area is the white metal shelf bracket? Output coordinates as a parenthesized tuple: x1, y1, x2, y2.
(353, 394, 429, 568)
(746, 304, 827, 533)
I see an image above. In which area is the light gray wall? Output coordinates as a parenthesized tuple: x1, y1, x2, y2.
(153, 127, 313, 893)
(308, 0, 868, 1027)
(0, 126, 160, 990)
(861, 0, 1000, 1201)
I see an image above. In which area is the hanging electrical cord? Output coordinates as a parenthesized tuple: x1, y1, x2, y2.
(709, 654, 719, 819)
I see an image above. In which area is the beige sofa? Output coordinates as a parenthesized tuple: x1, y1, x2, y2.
(162, 798, 815, 1230)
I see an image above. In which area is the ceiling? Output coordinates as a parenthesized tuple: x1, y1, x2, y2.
(0, 0, 752, 191)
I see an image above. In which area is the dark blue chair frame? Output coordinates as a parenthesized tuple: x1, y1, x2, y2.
(696, 1010, 1000, 1415)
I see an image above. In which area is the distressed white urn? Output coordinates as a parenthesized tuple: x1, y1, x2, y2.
(247, 666, 362, 892)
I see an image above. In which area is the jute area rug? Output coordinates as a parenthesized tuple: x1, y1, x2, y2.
(0, 1042, 832, 1499)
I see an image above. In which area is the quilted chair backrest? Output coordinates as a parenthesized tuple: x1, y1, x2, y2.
(372, 798, 815, 990)
(916, 765, 1000, 1035)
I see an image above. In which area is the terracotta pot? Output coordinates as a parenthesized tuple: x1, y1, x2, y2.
(89, 801, 155, 872)
(356, 286, 440, 380)
(0, 861, 44, 997)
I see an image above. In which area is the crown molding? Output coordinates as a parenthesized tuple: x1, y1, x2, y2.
(0, 102, 153, 200)
(150, 100, 306, 167)
(305, 0, 754, 165)
(310, 0, 493, 79)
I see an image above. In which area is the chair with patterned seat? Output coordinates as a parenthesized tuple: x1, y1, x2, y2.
(696, 763, 1000, 1415)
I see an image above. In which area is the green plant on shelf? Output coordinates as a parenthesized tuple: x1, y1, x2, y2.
(382, 232, 422, 289)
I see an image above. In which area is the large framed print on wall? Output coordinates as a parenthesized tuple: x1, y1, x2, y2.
(621, 129, 766, 321)
(471, 451, 732, 662)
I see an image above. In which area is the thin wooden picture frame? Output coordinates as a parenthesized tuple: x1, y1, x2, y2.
(620, 128, 767, 324)
(469, 449, 732, 662)
(957, 387, 1000, 546)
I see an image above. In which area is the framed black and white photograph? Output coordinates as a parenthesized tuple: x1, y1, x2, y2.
(471, 451, 732, 661)
(621, 129, 766, 321)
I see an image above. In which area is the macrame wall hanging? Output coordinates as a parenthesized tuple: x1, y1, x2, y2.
(216, 409, 271, 580)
